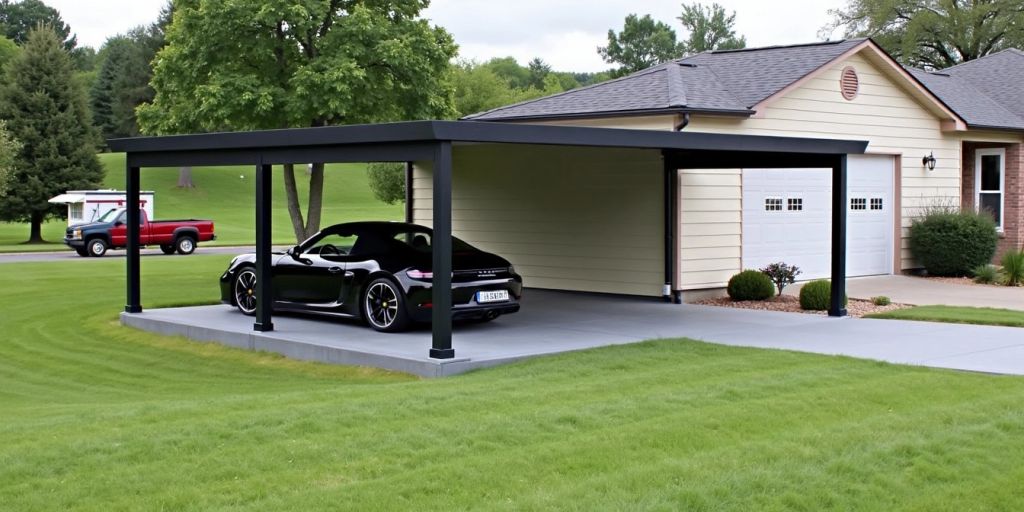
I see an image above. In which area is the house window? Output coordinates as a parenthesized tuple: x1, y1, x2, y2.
(870, 198, 883, 210)
(850, 198, 867, 210)
(976, 148, 1005, 230)
(787, 198, 803, 211)
(69, 202, 84, 221)
(765, 197, 783, 211)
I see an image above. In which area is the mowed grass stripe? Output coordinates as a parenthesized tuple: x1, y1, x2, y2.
(2, 256, 1024, 510)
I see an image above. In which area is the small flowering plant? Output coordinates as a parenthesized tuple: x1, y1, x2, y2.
(760, 262, 801, 296)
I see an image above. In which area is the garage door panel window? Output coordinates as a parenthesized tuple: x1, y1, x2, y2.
(975, 149, 1005, 230)
(765, 197, 783, 211)
(787, 198, 803, 211)
(870, 198, 883, 210)
(850, 198, 867, 211)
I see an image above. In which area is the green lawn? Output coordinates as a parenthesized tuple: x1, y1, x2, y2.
(3, 257, 1024, 510)
(866, 305, 1024, 328)
(0, 152, 403, 252)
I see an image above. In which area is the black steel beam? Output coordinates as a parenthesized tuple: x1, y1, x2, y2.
(125, 142, 436, 169)
(430, 142, 455, 359)
(254, 162, 274, 332)
(666, 151, 841, 170)
(662, 154, 674, 302)
(110, 120, 868, 158)
(404, 162, 413, 223)
(125, 165, 142, 313)
(830, 155, 848, 317)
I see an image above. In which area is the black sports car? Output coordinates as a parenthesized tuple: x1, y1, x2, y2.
(219, 222, 523, 332)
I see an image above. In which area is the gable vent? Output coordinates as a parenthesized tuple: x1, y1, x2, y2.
(840, 66, 859, 100)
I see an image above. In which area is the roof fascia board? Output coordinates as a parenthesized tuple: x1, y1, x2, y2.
(476, 108, 753, 124)
(750, 40, 968, 130)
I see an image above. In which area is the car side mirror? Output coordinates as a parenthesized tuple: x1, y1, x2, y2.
(288, 245, 312, 265)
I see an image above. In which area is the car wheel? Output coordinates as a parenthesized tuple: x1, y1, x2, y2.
(75, 247, 89, 257)
(160, 244, 176, 255)
(87, 238, 107, 257)
(363, 278, 409, 332)
(175, 236, 196, 255)
(233, 268, 258, 316)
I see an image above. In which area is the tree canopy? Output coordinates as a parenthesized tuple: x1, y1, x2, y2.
(0, 26, 102, 242)
(0, 121, 18, 198)
(0, 0, 74, 50)
(450, 57, 595, 119)
(599, 14, 683, 77)
(678, 2, 746, 54)
(826, 0, 1024, 69)
(138, 0, 457, 242)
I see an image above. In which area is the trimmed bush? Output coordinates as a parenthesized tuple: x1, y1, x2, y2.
(799, 280, 848, 311)
(909, 209, 998, 276)
(1002, 249, 1024, 286)
(972, 264, 1003, 285)
(871, 296, 891, 306)
(727, 270, 775, 301)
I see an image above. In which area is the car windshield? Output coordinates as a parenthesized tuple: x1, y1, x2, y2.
(97, 208, 123, 222)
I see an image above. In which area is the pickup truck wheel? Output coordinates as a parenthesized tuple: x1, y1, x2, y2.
(87, 238, 108, 257)
(233, 268, 258, 316)
(175, 236, 196, 255)
(74, 247, 89, 257)
(160, 244, 176, 255)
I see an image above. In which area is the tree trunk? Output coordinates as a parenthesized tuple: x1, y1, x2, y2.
(282, 163, 307, 243)
(177, 166, 194, 188)
(28, 212, 44, 243)
(304, 163, 325, 239)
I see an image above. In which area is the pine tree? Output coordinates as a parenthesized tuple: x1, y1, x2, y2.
(0, 25, 102, 243)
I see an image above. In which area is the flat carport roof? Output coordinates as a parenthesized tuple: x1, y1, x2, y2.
(109, 120, 868, 361)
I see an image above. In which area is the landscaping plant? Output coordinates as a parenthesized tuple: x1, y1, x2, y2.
(972, 264, 1003, 285)
(1001, 249, 1024, 286)
(909, 207, 998, 276)
(727, 269, 775, 301)
(871, 296, 891, 306)
(760, 262, 801, 296)
(799, 279, 848, 311)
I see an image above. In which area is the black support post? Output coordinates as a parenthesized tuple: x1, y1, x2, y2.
(430, 142, 455, 359)
(404, 162, 414, 223)
(254, 162, 274, 332)
(125, 165, 141, 313)
(663, 154, 676, 302)
(830, 155, 848, 317)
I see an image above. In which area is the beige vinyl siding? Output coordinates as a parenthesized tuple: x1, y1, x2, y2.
(683, 51, 961, 282)
(413, 144, 664, 296)
(678, 169, 742, 289)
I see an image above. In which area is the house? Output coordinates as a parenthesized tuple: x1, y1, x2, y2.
(460, 39, 1023, 298)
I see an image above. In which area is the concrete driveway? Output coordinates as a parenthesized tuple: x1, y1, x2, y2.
(125, 289, 1024, 377)
(789, 275, 1024, 310)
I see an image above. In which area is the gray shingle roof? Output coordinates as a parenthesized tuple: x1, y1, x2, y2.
(465, 39, 866, 121)
(923, 49, 1024, 129)
(908, 67, 1024, 130)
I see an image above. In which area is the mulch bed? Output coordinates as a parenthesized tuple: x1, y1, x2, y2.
(695, 294, 912, 318)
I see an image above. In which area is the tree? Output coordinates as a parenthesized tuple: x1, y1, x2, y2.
(825, 0, 1024, 69)
(599, 14, 684, 76)
(137, 0, 457, 243)
(0, 121, 18, 197)
(451, 60, 529, 118)
(0, 34, 17, 72)
(0, 26, 102, 243)
(526, 57, 551, 90)
(0, 0, 75, 50)
(678, 2, 746, 54)
(366, 162, 405, 205)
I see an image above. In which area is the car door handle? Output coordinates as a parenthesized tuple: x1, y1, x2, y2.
(328, 267, 342, 274)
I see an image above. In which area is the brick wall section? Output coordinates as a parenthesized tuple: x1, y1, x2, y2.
(962, 142, 1024, 262)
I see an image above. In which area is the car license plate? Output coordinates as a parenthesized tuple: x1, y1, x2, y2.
(477, 290, 509, 303)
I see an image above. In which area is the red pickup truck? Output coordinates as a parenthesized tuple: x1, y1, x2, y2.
(64, 208, 216, 257)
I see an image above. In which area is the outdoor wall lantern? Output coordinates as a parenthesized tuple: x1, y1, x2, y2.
(922, 152, 937, 171)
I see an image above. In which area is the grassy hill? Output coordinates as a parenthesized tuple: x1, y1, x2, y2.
(0, 153, 403, 252)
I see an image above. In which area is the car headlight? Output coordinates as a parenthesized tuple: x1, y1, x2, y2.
(72, 229, 82, 239)
(508, 265, 516, 275)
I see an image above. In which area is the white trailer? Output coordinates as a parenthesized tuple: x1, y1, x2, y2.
(48, 190, 155, 226)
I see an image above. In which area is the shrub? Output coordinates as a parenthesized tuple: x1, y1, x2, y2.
(760, 262, 801, 296)
(366, 162, 406, 204)
(799, 280, 848, 311)
(1002, 249, 1024, 286)
(972, 264, 1003, 285)
(871, 296, 891, 306)
(727, 270, 775, 301)
(909, 208, 998, 276)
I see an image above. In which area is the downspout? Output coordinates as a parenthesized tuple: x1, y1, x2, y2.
(666, 112, 688, 303)
(674, 112, 690, 131)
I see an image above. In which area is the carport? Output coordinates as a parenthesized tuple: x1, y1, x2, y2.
(109, 120, 866, 361)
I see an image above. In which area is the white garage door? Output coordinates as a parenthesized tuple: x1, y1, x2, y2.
(742, 154, 894, 279)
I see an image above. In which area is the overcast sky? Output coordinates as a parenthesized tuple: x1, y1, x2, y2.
(48, 0, 849, 72)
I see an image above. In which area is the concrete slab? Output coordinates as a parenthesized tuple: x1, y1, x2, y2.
(788, 275, 1024, 310)
(121, 290, 1024, 377)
